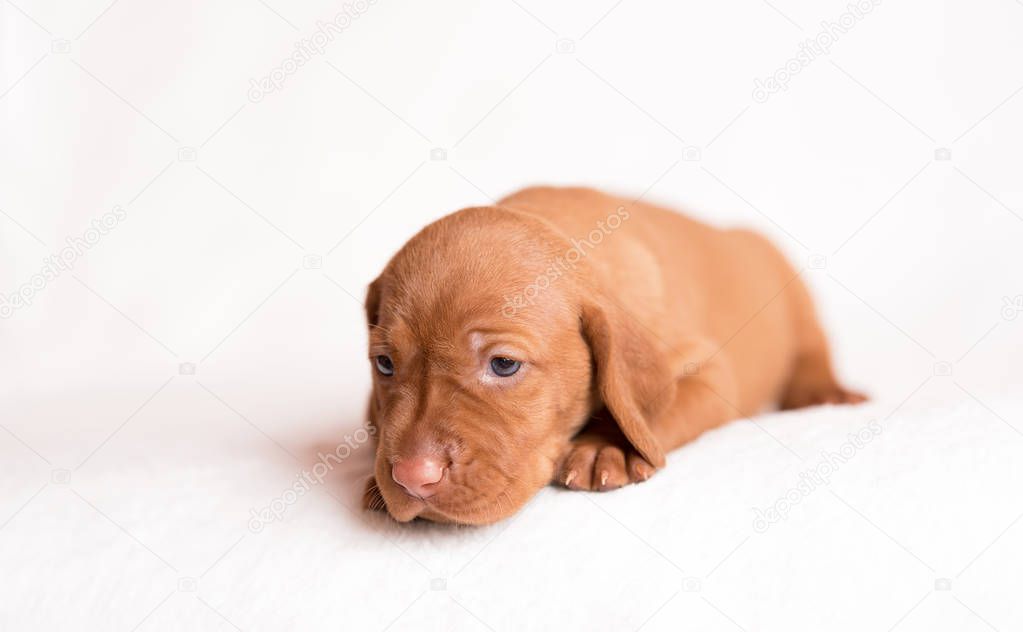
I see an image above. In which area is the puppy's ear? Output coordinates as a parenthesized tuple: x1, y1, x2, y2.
(365, 276, 383, 328)
(581, 301, 673, 468)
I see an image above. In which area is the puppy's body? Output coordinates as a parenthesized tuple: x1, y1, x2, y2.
(502, 186, 811, 416)
(365, 187, 863, 524)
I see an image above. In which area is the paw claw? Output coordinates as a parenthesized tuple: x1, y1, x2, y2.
(556, 435, 654, 491)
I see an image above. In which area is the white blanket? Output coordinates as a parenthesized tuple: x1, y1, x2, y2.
(3, 381, 1021, 631)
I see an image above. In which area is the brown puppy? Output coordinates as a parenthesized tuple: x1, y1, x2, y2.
(363, 186, 864, 524)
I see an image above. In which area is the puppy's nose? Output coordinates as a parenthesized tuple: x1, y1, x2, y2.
(391, 456, 446, 498)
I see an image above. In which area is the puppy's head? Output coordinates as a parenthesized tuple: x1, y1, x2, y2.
(365, 207, 670, 525)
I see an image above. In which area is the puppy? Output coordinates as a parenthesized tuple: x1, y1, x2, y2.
(363, 186, 864, 524)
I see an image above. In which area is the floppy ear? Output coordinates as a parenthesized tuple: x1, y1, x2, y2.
(365, 276, 383, 328)
(580, 300, 674, 468)
(365, 276, 384, 432)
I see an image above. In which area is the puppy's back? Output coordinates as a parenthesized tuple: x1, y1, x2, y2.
(500, 185, 803, 413)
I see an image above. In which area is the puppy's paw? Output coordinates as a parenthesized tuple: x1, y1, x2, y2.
(557, 435, 654, 492)
(363, 476, 386, 512)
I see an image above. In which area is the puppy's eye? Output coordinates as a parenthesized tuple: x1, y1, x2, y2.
(375, 355, 394, 376)
(490, 356, 521, 377)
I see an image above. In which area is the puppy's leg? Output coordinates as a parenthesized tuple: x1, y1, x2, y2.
(779, 277, 866, 409)
(780, 348, 866, 409)
(557, 361, 738, 491)
(558, 414, 655, 492)
(645, 365, 741, 451)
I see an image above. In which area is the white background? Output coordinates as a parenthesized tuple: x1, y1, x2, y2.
(1, 0, 1022, 630)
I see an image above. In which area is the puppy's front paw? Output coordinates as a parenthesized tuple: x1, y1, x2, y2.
(557, 435, 654, 491)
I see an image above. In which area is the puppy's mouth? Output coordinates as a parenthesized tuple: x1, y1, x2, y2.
(379, 462, 521, 525)
(384, 492, 482, 525)
(385, 494, 427, 522)
(415, 495, 514, 526)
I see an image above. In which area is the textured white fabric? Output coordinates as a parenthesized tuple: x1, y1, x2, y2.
(3, 381, 1022, 630)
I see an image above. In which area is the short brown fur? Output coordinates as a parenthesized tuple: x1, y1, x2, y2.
(364, 187, 864, 524)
